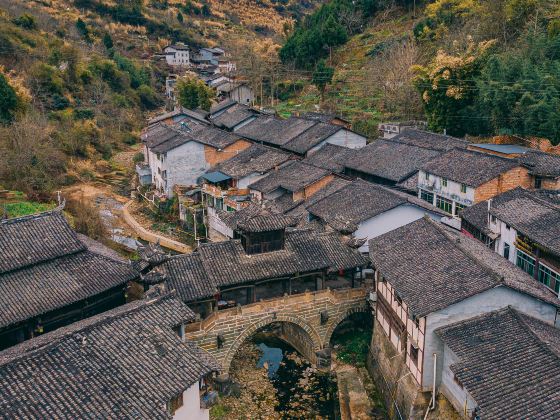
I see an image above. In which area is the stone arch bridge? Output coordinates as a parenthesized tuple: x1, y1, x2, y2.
(185, 288, 370, 372)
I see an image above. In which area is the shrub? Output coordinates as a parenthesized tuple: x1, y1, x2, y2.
(133, 151, 144, 163)
(12, 14, 37, 30)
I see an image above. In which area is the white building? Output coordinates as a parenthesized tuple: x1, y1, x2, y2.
(164, 43, 191, 67)
(461, 187, 560, 298)
(369, 217, 559, 418)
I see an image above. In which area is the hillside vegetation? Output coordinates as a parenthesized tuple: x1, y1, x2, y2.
(277, 0, 560, 144)
(0, 0, 323, 199)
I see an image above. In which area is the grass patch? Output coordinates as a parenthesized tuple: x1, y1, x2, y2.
(332, 327, 372, 368)
(2, 201, 56, 218)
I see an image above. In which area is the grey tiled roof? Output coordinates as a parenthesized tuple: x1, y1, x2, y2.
(0, 211, 85, 274)
(519, 150, 560, 177)
(212, 144, 292, 179)
(218, 203, 296, 233)
(209, 103, 257, 130)
(302, 143, 354, 173)
(421, 148, 520, 187)
(156, 230, 367, 300)
(249, 161, 331, 193)
(345, 139, 441, 182)
(435, 307, 560, 420)
(161, 254, 217, 302)
(462, 188, 560, 256)
(300, 112, 349, 124)
(369, 217, 559, 317)
(147, 107, 209, 125)
(390, 129, 469, 151)
(0, 211, 139, 329)
(283, 123, 341, 154)
(210, 99, 236, 114)
(145, 123, 241, 153)
(307, 179, 446, 233)
(0, 294, 219, 419)
(307, 179, 406, 233)
(236, 116, 316, 146)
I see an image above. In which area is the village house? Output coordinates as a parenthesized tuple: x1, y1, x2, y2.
(144, 221, 368, 318)
(461, 188, 560, 298)
(378, 121, 427, 139)
(299, 112, 352, 129)
(147, 107, 209, 128)
(200, 145, 293, 235)
(435, 306, 560, 419)
(141, 123, 252, 198)
(163, 43, 191, 67)
(0, 293, 220, 419)
(519, 149, 560, 190)
(215, 81, 255, 105)
(417, 148, 532, 218)
(208, 100, 260, 131)
(249, 161, 335, 204)
(237, 115, 366, 157)
(306, 179, 445, 253)
(368, 217, 559, 418)
(0, 210, 139, 350)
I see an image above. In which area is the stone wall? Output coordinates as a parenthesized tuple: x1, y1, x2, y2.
(185, 288, 369, 372)
(367, 326, 429, 420)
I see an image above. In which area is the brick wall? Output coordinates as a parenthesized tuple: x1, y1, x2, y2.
(293, 174, 335, 202)
(204, 139, 252, 167)
(541, 177, 560, 190)
(474, 166, 532, 203)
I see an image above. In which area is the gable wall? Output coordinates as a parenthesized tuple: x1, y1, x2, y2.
(204, 139, 252, 167)
(474, 166, 532, 203)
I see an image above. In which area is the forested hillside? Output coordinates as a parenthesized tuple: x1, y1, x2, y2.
(278, 0, 560, 144)
(0, 0, 322, 199)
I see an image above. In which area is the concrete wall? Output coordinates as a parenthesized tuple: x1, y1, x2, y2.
(238, 172, 265, 189)
(228, 86, 254, 105)
(173, 381, 209, 420)
(440, 346, 477, 418)
(417, 170, 476, 207)
(421, 286, 558, 390)
(207, 207, 234, 240)
(355, 204, 442, 253)
(308, 130, 367, 155)
(492, 217, 518, 264)
(166, 141, 208, 196)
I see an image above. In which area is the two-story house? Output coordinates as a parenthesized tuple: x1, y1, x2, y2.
(142, 123, 251, 198)
(369, 217, 559, 418)
(417, 148, 532, 217)
(201, 144, 293, 229)
(461, 187, 560, 298)
(163, 43, 191, 67)
(519, 149, 560, 190)
(0, 293, 220, 419)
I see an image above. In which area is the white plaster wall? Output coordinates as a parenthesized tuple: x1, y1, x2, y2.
(165, 141, 208, 197)
(440, 346, 478, 416)
(307, 130, 367, 155)
(421, 286, 559, 390)
(207, 207, 234, 239)
(494, 219, 518, 263)
(418, 170, 475, 206)
(173, 382, 208, 420)
(355, 204, 442, 253)
(165, 48, 190, 66)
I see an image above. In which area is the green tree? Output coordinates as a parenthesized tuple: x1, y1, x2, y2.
(12, 14, 37, 30)
(177, 11, 184, 23)
(76, 18, 92, 43)
(103, 33, 114, 50)
(176, 77, 213, 111)
(0, 73, 18, 124)
(312, 60, 335, 102)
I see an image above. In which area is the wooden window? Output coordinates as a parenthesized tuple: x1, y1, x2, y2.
(420, 190, 434, 204)
(535, 176, 543, 189)
(460, 184, 467, 193)
(503, 243, 510, 260)
(436, 196, 453, 214)
(454, 203, 465, 217)
(168, 392, 184, 415)
(516, 250, 536, 276)
(442, 178, 448, 187)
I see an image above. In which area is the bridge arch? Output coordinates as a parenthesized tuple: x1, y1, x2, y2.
(323, 306, 371, 347)
(222, 313, 323, 373)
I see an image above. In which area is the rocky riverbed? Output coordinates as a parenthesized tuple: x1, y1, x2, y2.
(211, 334, 338, 419)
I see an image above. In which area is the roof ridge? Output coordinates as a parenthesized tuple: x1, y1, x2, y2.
(0, 292, 182, 366)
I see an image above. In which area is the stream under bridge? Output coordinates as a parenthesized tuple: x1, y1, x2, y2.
(185, 287, 370, 372)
